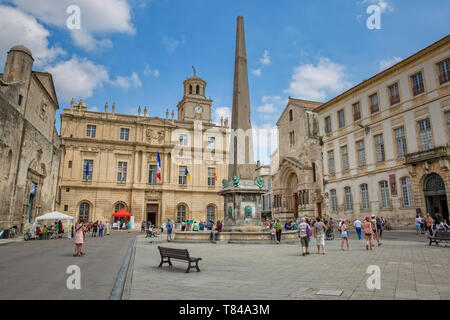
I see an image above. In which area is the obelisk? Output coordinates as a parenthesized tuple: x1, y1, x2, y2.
(229, 15, 256, 182)
(220, 16, 266, 233)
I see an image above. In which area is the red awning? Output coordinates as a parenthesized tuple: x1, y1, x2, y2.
(112, 209, 133, 217)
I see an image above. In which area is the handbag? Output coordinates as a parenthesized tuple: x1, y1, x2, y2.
(306, 225, 312, 237)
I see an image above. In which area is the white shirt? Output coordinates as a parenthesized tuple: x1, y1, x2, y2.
(354, 220, 362, 228)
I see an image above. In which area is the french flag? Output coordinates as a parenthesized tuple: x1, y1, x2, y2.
(157, 152, 161, 181)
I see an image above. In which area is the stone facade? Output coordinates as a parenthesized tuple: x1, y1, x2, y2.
(315, 35, 450, 229)
(0, 46, 61, 231)
(58, 75, 227, 227)
(271, 98, 324, 221)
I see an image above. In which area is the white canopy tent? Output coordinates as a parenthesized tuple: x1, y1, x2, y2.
(34, 212, 74, 239)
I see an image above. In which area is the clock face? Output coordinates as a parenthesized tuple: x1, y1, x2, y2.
(195, 106, 203, 114)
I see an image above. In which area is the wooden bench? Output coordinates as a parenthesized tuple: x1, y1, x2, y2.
(157, 246, 202, 273)
(428, 231, 450, 246)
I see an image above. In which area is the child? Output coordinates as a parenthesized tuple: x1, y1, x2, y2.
(271, 228, 276, 241)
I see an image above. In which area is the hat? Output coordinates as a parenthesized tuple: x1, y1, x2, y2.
(365, 216, 370, 220)
(342, 219, 347, 223)
(371, 215, 376, 218)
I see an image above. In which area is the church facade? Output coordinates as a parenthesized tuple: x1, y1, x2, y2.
(58, 76, 228, 226)
(0, 46, 61, 231)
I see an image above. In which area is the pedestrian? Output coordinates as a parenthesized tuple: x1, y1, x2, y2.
(363, 217, 374, 250)
(341, 219, 350, 251)
(425, 214, 434, 236)
(275, 219, 282, 244)
(354, 218, 362, 240)
(371, 215, 381, 246)
(415, 214, 422, 235)
(128, 221, 132, 233)
(99, 221, 104, 237)
(187, 218, 193, 231)
(92, 221, 98, 237)
(313, 217, 327, 255)
(328, 218, 335, 237)
(376, 217, 383, 238)
(298, 218, 311, 256)
(73, 220, 85, 257)
(105, 221, 110, 236)
(166, 219, 173, 241)
(193, 221, 200, 232)
(181, 220, 186, 232)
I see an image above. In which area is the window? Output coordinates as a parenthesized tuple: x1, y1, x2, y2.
(115, 203, 125, 213)
(400, 177, 413, 207)
(361, 184, 370, 210)
(207, 137, 215, 149)
(79, 202, 90, 222)
(196, 85, 200, 95)
(379, 181, 390, 208)
(66, 188, 70, 192)
(177, 205, 186, 222)
(330, 189, 337, 212)
(68, 161, 72, 169)
(369, 93, 379, 114)
(117, 162, 127, 182)
(328, 151, 335, 174)
(394, 127, 407, 157)
(86, 125, 96, 138)
(325, 116, 332, 134)
(411, 72, 424, 96)
(82, 160, 93, 181)
(388, 83, 400, 105)
(418, 119, 433, 151)
(18, 94, 23, 106)
(289, 110, 293, 121)
(149, 165, 157, 184)
(64, 205, 68, 212)
(189, 85, 193, 95)
(267, 179, 272, 190)
(289, 131, 295, 147)
(338, 109, 345, 128)
(374, 134, 385, 162)
(353, 102, 361, 121)
(446, 111, 450, 135)
(263, 195, 271, 211)
(341, 146, 349, 171)
(344, 187, 353, 211)
(437, 58, 450, 85)
(208, 168, 215, 187)
(312, 162, 317, 182)
(179, 134, 188, 146)
(356, 140, 366, 167)
(207, 205, 215, 222)
(179, 166, 187, 185)
(120, 128, 130, 141)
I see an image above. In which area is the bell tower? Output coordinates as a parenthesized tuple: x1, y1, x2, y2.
(177, 69, 212, 122)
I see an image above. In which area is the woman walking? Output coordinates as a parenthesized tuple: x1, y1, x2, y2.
(298, 218, 311, 256)
(340, 219, 350, 251)
(275, 219, 282, 244)
(363, 217, 374, 250)
(73, 220, 86, 257)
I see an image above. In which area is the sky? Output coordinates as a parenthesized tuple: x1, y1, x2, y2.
(0, 0, 449, 165)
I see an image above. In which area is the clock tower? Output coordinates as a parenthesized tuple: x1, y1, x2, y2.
(177, 73, 212, 122)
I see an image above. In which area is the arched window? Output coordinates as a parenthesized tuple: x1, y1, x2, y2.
(360, 184, 370, 210)
(177, 205, 186, 223)
(289, 110, 293, 121)
(344, 187, 353, 211)
(115, 203, 125, 213)
(189, 85, 193, 95)
(196, 85, 200, 95)
(79, 202, 90, 222)
(207, 205, 215, 222)
(379, 181, 391, 208)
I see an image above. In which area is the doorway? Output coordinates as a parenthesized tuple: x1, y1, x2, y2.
(146, 204, 158, 226)
(424, 173, 449, 221)
(293, 193, 299, 219)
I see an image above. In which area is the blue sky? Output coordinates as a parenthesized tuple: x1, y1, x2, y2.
(0, 0, 449, 164)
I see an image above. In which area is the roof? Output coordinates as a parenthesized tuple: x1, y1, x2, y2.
(9, 45, 33, 58)
(315, 34, 450, 113)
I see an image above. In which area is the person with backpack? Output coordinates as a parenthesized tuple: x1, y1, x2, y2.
(298, 218, 312, 256)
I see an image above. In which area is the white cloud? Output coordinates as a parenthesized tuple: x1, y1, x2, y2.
(285, 57, 352, 101)
(256, 96, 286, 120)
(259, 50, 271, 66)
(161, 34, 185, 53)
(378, 56, 402, 71)
(111, 72, 142, 90)
(251, 69, 262, 77)
(0, 5, 66, 67)
(361, 0, 394, 13)
(45, 56, 109, 101)
(214, 107, 232, 126)
(10, 0, 135, 51)
(144, 65, 160, 78)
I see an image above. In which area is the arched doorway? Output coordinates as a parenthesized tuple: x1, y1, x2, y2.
(423, 173, 449, 221)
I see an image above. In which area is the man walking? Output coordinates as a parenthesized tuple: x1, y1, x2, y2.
(354, 218, 362, 240)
